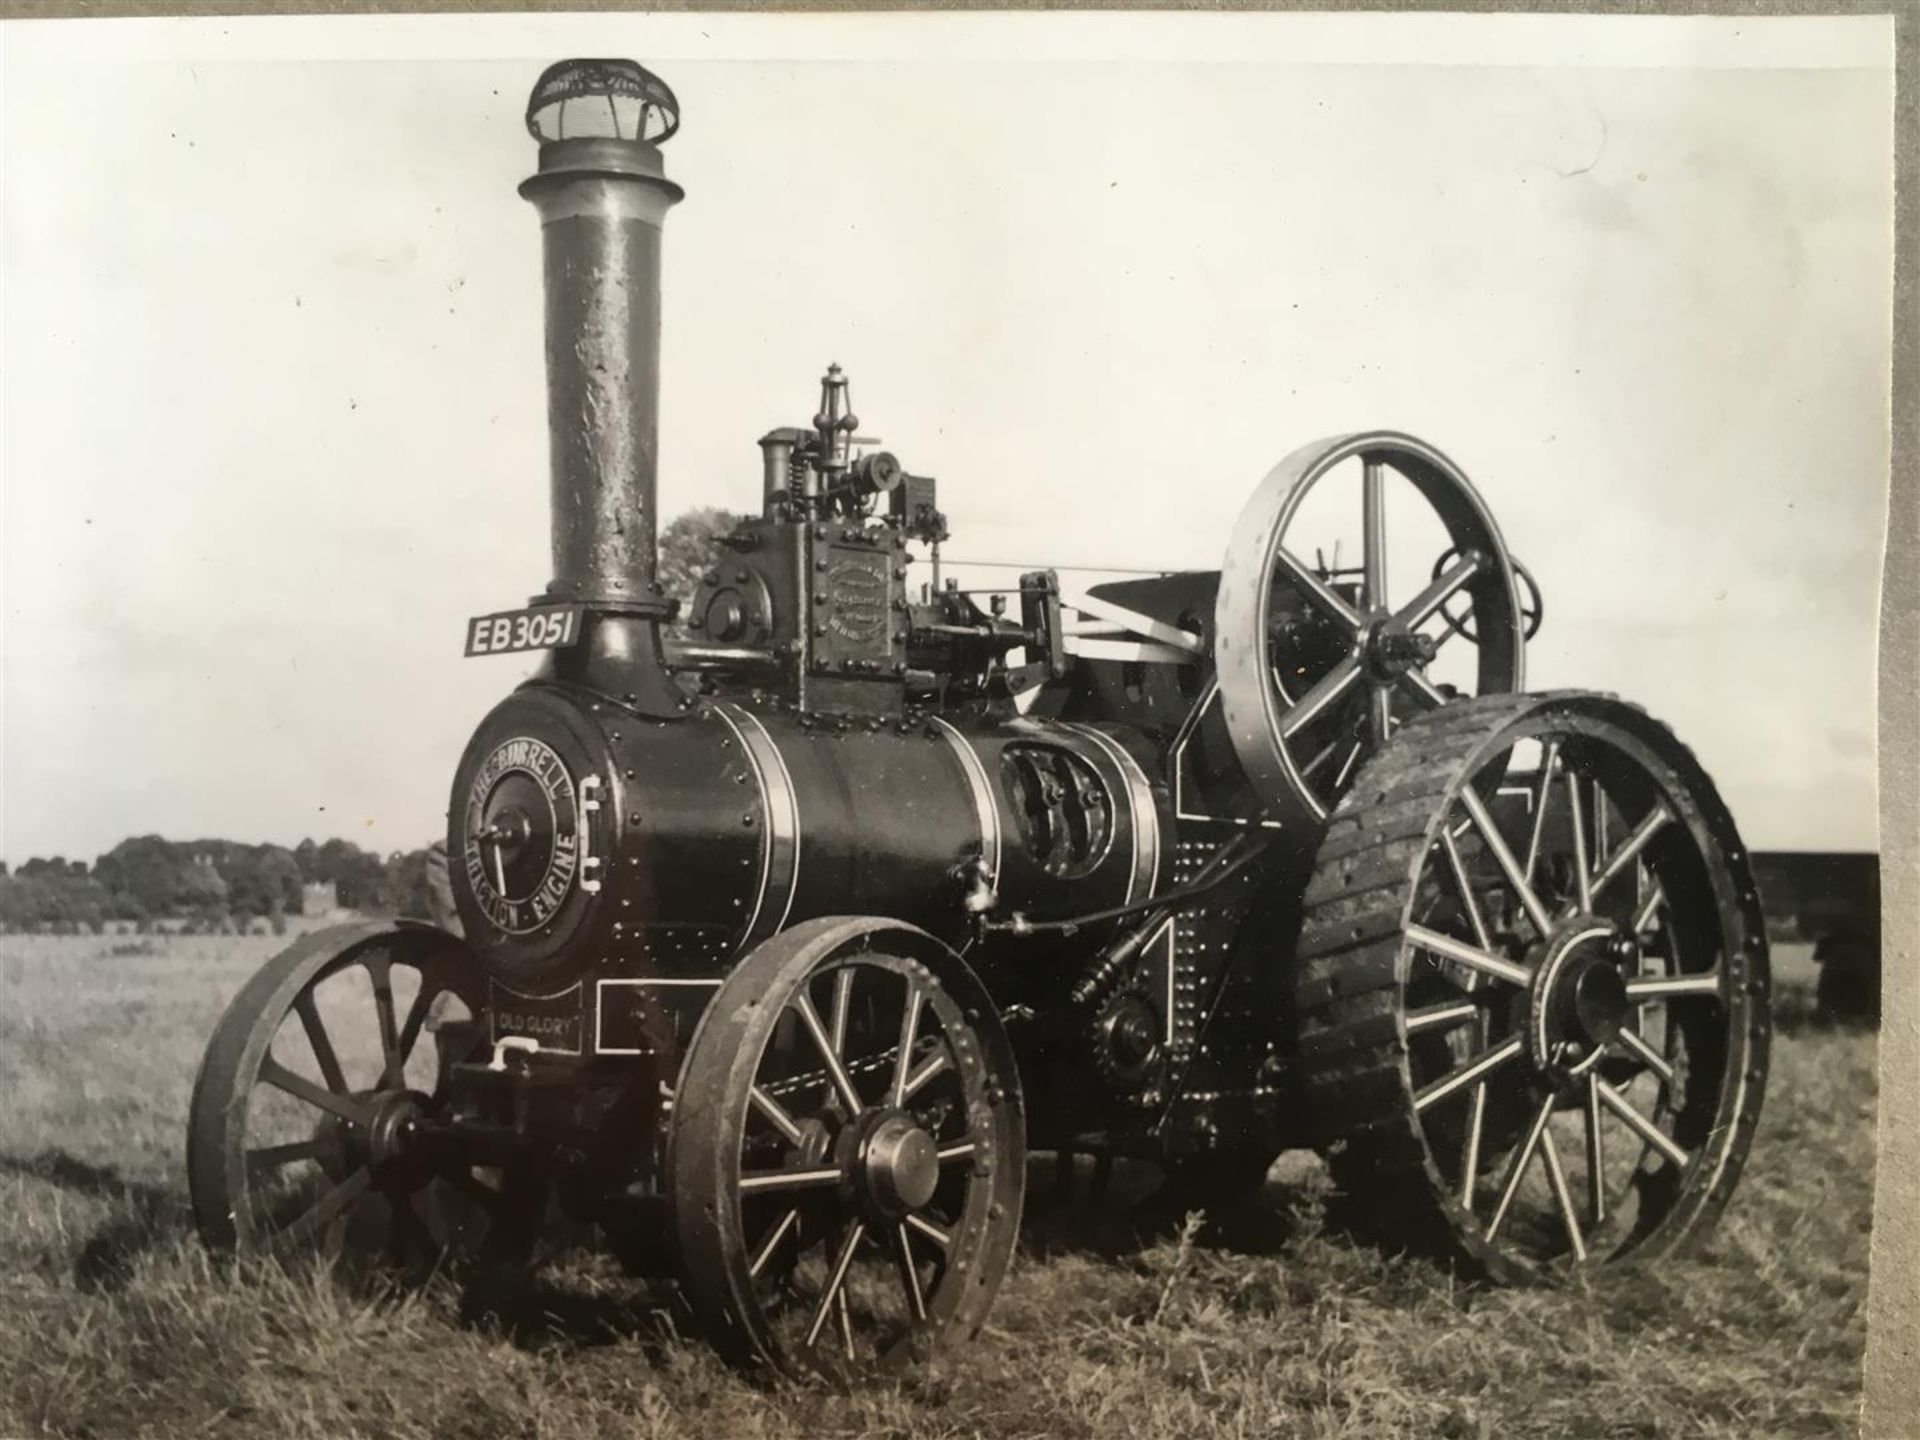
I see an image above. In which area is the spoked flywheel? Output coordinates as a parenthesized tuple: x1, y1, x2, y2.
(668, 917, 1025, 1375)
(1215, 432, 1528, 828)
(1293, 693, 1768, 1281)
(188, 921, 533, 1268)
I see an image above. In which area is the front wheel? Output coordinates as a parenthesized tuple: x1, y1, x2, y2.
(186, 921, 532, 1269)
(667, 917, 1025, 1375)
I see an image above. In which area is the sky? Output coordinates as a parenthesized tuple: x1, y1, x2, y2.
(0, 11, 1895, 862)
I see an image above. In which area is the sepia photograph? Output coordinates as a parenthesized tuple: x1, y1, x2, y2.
(0, 8, 1901, 1438)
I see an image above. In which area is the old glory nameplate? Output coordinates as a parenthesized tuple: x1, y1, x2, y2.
(464, 605, 584, 657)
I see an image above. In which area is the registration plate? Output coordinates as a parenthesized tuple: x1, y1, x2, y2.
(464, 604, 584, 657)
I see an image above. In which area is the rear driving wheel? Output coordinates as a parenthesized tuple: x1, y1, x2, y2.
(1293, 693, 1768, 1282)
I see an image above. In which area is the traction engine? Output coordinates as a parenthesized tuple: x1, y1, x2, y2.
(188, 58, 1771, 1372)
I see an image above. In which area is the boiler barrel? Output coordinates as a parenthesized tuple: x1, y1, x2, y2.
(448, 689, 1165, 988)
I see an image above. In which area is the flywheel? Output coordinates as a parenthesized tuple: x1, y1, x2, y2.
(1291, 692, 1768, 1282)
(1215, 432, 1527, 829)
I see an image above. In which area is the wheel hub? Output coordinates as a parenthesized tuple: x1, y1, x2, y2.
(1362, 614, 1438, 682)
(1528, 921, 1630, 1075)
(363, 1090, 433, 1186)
(851, 1110, 940, 1217)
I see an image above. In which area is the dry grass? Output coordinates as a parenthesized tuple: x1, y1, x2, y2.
(0, 934, 1872, 1439)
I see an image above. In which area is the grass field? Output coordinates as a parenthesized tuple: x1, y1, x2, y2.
(0, 932, 1873, 1439)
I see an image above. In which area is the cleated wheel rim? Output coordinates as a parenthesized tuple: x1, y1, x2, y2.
(1215, 432, 1527, 828)
(1293, 693, 1769, 1282)
(668, 917, 1025, 1376)
(187, 921, 529, 1269)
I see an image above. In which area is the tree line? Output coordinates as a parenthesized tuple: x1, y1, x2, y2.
(0, 836, 442, 934)
(1, 510, 744, 936)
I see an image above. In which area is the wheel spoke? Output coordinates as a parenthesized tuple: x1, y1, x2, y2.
(738, 1165, 843, 1195)
(247, 1138, 329, 1173)
(793, 989, 865, 1115)
(278, 1165, 371, 1245)
(1274, 547, 1363, 631)
(904, 1211, 951, 1251)
(835, 1287, 856, 1361)
(368, 960, 402, 1085)
(890, 982, 928, 1109)
(294, 993, 347, 1095)
(749, 1207, 801, 1279)
(393, 980, 446, 1084)
(1521, 741, 1561, 888)
(1585, 1074, 1607, 1227)
(1594, 1077, 1690, 1170)
(1461, 787, 1554, 938)
(1625, 971, 1723, 1001)
(1405, 999, 1481, 1035)
(387, 1191, 434, 1264)
(1332, 740, 1365, 790)
(894, 1222, 929, 1322)
(1399, 667, 1449, 711)
(937, 1138, 979, 1163)
(804, 1221, 866, 1350)
(1395, 552, 1483, 631)
(1367, 684, 1393, 747)
(1614, 1024, 1677, 1084)
(1592, 804, 1674, 904)
(750, 1085, 808, 1147)
(1486, 1097, 1555, 1240)
(829, 966, 856, 1059)
(261, 1056, 372, 1125)
(1301, 734, 1344, 776)
(1439, 827, 1493, 949)
(1539, 1128, 1588, 1262)
(1281, 654, 1363, 740)
(1362, 456, 1388, 611)
(902, 1045, 951, 1103)
(1460, 1080, 1489, 1213)
(1633, 882, 1667, 937)
(1413, 1035, 1524, 1113)
(1406, 923, 1533, 988)
(1566, 770, 1593, 913)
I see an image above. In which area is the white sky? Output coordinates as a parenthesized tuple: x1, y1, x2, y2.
(0, 12, 1894, 862)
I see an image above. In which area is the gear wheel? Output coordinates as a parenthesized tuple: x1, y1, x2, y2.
(1091, 988, 1167, 1100)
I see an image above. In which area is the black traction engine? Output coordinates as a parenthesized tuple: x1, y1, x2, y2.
(189, 58, 1771, 1374)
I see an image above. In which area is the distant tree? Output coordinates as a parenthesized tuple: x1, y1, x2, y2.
(210, 844, 304, 917)
(658, 506, 743, 626)
(94, 837, 201, 919)
(180, 856, 230, 924)
(294, 837, 320, 884)
(302, 838, 388, 910)
(381, 848, 440, 922)
(0, 869, 111, 932)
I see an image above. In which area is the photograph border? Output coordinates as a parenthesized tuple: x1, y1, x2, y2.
(3, 2, 1912, 1434)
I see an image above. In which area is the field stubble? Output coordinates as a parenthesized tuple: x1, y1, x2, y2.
(0, 932, 1873, 1439)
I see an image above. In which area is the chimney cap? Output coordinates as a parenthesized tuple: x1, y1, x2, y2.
(527, 59, 679, 145)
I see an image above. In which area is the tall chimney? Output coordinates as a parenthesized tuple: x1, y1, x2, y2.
(519, 59, 683, 611)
